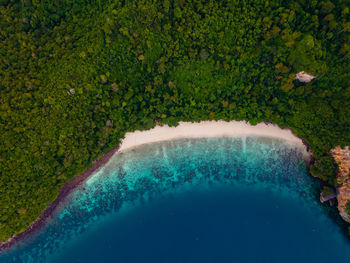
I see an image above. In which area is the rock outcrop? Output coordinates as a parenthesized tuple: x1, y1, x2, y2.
(295, 71, 316, 82)
(331, 146, 350, 223)
(320, 191, 337, 203)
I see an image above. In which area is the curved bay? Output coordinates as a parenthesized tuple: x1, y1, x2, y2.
(2, 137, 350, 262)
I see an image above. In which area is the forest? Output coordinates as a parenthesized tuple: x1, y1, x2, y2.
(1, 0, 350, 241)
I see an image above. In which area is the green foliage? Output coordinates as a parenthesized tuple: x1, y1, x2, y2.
(310, 157, 338, 185)
(346, 201, 350, 217)
(288, 35, 326, 76)
(1, 0, 350, 241)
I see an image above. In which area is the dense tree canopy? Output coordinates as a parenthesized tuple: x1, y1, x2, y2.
(1, 0, 350, 241)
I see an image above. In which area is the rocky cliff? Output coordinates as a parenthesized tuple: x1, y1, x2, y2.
(331, 146, 350, 223)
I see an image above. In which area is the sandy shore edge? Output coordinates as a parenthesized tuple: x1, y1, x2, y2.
(119, 121, 310, 160)
(0, 120, 311, 253)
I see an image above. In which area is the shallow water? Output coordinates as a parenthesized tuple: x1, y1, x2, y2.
(2, 137, 350, 263)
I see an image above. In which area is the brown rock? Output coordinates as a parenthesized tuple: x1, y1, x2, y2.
(331, 146, 350, 223)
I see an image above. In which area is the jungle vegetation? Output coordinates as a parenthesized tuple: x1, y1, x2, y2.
(1, 0, 350, 241)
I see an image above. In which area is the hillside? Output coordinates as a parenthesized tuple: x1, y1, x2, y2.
(1, 0, 350, 241)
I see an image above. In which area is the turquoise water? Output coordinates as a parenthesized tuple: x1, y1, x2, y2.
(2, 137, 350, 262)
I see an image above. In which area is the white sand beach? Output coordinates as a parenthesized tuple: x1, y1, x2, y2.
(118, 120, 308, 154)
(0, 120, 311, 252)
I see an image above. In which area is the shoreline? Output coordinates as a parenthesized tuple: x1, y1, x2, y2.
(0, 120, 312, 253)
(0, 146, 120, 253)
(120, 121, 308, 152)
(119, 121, 311, 162)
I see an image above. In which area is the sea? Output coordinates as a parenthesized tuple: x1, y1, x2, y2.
(2, 137, 350, 263)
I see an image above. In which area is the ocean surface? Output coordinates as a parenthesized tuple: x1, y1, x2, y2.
(2, 137, 350, 263)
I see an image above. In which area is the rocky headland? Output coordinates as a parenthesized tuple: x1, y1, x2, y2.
(331, 146, 350, 223)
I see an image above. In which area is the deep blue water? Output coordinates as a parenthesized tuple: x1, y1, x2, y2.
(2, 137, 350, 263)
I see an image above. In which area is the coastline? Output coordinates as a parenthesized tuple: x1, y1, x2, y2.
(0, 120, 312, 253)
(119, 121, 310, 161)
(0, 146, 119, 253)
